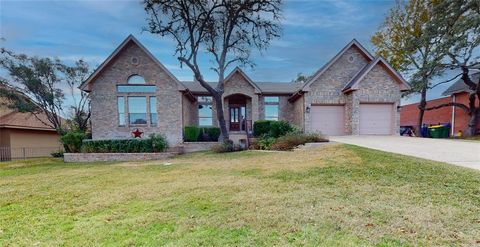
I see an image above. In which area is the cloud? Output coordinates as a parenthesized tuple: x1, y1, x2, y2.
(282, 0, 366, 29)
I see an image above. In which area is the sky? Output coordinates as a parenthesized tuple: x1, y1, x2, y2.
(0, 0, 459, 107)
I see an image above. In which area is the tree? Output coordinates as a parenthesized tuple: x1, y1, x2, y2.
(424, 0, 480, 136)
(292, 73, 309, 83)
(371, 0, 446, 133)
(143, 0, 282, 141)
(0, 49, 92, 133)
(59, 60, 91, 132)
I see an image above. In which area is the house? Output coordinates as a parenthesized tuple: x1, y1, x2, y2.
(80, 35, 410, 146)
(0, 91, 62, 160)
(400, 72, 480, 135)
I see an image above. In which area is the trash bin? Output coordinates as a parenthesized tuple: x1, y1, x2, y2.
(428, 125, 444, 138)
(421, 125, 429, 137)
(443, 123, 451, 138)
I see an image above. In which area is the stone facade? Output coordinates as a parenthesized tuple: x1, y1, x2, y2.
(85, 36, 409, 147)
(64, 152, 176, 163)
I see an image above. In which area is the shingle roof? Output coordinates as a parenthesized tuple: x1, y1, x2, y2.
(0, 109, 55, 131)
(181, 81, 301, 94)
(442, 72, 479, 96)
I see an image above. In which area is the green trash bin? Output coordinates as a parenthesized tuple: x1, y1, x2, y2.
(428, 125, 444, 138)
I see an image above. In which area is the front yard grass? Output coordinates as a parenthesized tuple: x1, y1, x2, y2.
(0, 144, 479, 246)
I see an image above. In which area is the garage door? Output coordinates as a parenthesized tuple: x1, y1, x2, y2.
(311, 105, 345, 136)
(359, 104, 393, 135)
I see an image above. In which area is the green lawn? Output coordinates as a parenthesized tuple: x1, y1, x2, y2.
(0, 144, 479, 246)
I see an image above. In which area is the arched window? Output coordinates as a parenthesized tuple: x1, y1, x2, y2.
(127, 74, 146, 84)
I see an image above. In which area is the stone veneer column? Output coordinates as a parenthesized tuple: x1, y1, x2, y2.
(350, 92, 361, 135)
(251, 96, 259, 122)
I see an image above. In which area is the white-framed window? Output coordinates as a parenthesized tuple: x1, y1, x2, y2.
(117, 96, 125, 126)
(198, 96, 213, 126)
(264, 96, 279, 121)
(128, 96, 148, 125)
(116, 74, 157, 127)
(150, 96, 157, 126)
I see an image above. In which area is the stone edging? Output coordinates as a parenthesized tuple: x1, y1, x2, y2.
(64, 152, 177, 163)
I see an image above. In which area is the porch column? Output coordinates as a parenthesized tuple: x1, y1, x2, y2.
(251, 95, 259, 122)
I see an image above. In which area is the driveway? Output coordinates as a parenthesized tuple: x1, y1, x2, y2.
(330, 135, 480, 170)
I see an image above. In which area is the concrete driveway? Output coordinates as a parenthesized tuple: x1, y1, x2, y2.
(330, 135, 480, 170)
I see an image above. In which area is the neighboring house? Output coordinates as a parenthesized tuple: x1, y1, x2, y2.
(80, 35, 410, 146)
(401, 72, 480, 135)
(0, 96, 61, 160)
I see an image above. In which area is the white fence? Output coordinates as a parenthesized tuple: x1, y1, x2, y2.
(0, 146, 63, 162)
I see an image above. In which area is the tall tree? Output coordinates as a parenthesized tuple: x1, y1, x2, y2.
(0, 49, 92, 133)
(59, 60, 92, 132)
(143, 0, 282, 141)
(424, 0, 480, 136)
(371, 0, 445, 133)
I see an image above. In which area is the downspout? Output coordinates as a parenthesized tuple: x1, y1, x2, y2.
(451, 94, 456, 136)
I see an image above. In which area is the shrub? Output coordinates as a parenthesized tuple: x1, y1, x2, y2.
(81, 135, 168, 153)
(60, 130, 87, 153)
(150, 134, 169, 152)
(50, 151, 64, 158)
(184, 126, 201, 142)
(211, 139, 242, 153)
(269, 121, 294, 138)
(253, 120, 295, 138)
(253, 120, 273, 137)
(257, 136, 276, 150)
(270, 133, 329, 151)
(204, 127, 221, 141)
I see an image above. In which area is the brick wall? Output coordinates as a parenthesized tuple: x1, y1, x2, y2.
(90, 41, 183, 145)
(400, 92, 480, 134)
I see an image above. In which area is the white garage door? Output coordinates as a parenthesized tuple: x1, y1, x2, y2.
(311, 105, 345, 136)
(359, 104, 393, 135)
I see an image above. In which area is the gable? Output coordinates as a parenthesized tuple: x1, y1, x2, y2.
(305, 45, 372, 92)
(357, 63, 400, 92)
(343, 57, 410, 93)
(223, 67, 261, 94)
(302, 39, 374, 92)
(80, 35, 185, 92)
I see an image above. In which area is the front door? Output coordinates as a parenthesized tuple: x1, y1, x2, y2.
(229, 105, 246, 131)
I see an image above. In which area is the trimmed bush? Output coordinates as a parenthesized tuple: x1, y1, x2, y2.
(184, 126, 201, 142)
(253, 120, 273, 137)
(269, 121, 294, 138)
(204, 127, 221, 141)
(150, 134, 169, 152)
(185, 126, 221, 142)
(60, 130, 87, 153)
(253, 120, 295, 138)
(81, 134, 168, 153)
(270, 133, 329, 151)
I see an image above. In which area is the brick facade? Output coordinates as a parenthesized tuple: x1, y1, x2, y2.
(303, 47, 402, 134)
(84, 36, 408, 146)
(400, 92, 480, 134)
(89, 41, 183, 145)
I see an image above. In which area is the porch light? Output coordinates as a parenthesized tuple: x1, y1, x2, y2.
(306, 106, 311, 113)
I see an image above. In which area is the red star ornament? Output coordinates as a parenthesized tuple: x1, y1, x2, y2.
(132, 128, 143, 138)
